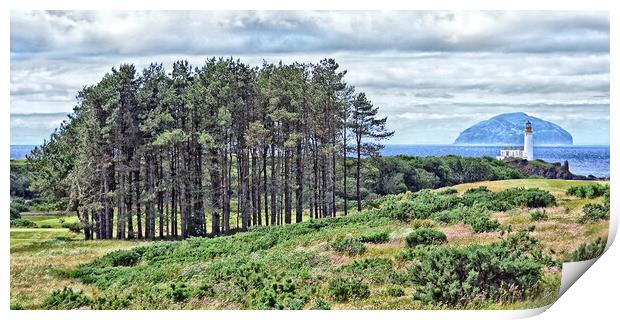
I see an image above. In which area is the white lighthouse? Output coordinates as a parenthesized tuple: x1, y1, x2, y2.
(496, 120, 534, 161)
(524, 120, 534, 160)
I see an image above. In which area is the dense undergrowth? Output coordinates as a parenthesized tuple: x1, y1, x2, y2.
(51, 185, 565, 310)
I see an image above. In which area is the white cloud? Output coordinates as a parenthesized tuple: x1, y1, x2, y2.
(9, 11, 610, 145)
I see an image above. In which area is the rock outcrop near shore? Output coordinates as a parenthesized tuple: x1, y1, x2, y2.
(504, 158, 599, 180)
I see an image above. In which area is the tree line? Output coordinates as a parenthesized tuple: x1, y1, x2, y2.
(27, 58, 393, 240)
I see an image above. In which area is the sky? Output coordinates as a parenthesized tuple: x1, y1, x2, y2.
(10, 11, 610, 145)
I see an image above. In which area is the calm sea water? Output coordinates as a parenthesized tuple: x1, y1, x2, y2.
(381, 145, 610, 178)
(10, 144, 610, 178)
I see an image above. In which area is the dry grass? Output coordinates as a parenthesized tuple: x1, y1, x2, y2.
(10, 225, 144, 309)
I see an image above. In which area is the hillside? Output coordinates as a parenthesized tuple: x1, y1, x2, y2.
(454, 112, 573, 145)
(9, 179, 609, 310)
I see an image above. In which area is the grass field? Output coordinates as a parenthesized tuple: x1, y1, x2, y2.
(9, 179, 610, 310)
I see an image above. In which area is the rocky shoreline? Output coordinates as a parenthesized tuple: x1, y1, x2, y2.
(504, 158, 604, 180)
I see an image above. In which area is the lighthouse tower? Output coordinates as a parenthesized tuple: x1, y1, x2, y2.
(524, 120, 534, 160)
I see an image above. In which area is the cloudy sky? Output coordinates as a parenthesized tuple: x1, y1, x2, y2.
(10, 11, 610, 145)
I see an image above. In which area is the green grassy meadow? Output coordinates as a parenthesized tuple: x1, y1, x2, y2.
(9, 179, 609, 310)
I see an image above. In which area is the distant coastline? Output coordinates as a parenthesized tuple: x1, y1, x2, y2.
(12, 144, 610, 178)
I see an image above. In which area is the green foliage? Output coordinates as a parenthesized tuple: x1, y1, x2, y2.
(93, 294, 133, 310)
(367, 155, 526, 197)
(405, 228, 447, 248)
(169, 282, 191, 302)
(328, 276, 371, 302)
(98, 250, 142, 267)
(358, 230, 390, 243)
(569, 237, 606, 261)
(530, 210, 548, 221)
(438, 188, 458, 195)
(310, 298, 331, 310)
(43, 287, 92, 310)
(10, 218, 37, 228)
(578, 203, 609, 223)
(10, 207, 22, 220)
(40, 224, 53, 228)
(566, 184, 609, 199)
(61, 222, 83, 233)
(405, 230, 545, 306)
(384, 285, 405, 297)
(331, 238, 366, 256)
(339, 258, 396, 284)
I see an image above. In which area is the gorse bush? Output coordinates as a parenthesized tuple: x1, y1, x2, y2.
(405, 228, 447, 248)
(405, 229, 546, 306)
(331, 238, 366, 256)
(328, 276, 370, 302)
(369, 187, 556, 224)
(530, 210, 548, 221)
(358, 230, 390, 244)
(384, 285, 405, 297)
(569, 237, 606, 261)
(61, 222, 83, 233)
(578, 203, 609, 223)
(339, 258, 396, 284)
(310, 298, 331, 310)
(10, 218, 37, 228)
(566, 184, 609, 199)
(43, 287, 92, 310)
(169, 282, 191, 302)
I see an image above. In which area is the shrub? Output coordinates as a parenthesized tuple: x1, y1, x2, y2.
(40, 224, 53, 228)
(328, 276, 370, 302)
(465, 214, 501, 233)
(105, 250, 142, 267)
(570, 237, 606, 261)
(61, 222, 83, 233)
(499, 188, 556, 208)
(195, 283, 215, 298)
(10, 199, 30, 214)
(10, 207, 21, 220)
(169, 283, 190, 302)
(530, 210, 548, 221)
(43, 287, 92, 309)
(438, 188, 458, 195)
(93, 294, 132, 310)
(465, 186, 490, 194)
(406, 231, 544, 306)
(331, 238, 366, 256)
(10, 218, 37, 228)
(567, 184, 609, 199)
(578, 203, 609, 223)
(310, 298, 331, 310)
(385, 285, 405, 297)
(405, 228, 447, 248)
(339, 258, 395, 284)
(358, 230, 390, 244)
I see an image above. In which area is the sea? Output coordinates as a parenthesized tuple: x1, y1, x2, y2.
(10, 144, 610, 178)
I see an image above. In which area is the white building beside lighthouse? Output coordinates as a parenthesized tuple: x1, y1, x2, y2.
(496, 121, 534, 160)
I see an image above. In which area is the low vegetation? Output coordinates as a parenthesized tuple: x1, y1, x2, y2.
(9, 179, 609, 310)
(568, 237, 607, 261)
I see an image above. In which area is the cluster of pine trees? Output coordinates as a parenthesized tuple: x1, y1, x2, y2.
(27, 58, 392, 241)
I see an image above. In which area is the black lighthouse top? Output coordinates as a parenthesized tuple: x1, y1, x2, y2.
(525, 120, 532, 133)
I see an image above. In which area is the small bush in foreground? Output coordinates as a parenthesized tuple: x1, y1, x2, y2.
(310, 298, 331, 310)
(10, 218, 37, 228)
(405, 228, 447, 248)
(385, 285, 405, 297)
(331, 238, 366, 256)
(566, 184, 609, 199)
(405, 229, 545, 306)
(61, 222, 83, 233)
(169, 283, 190, 302)
(578, 203, 609, 223)
(43, 287, 92, 310)
(570, 237, 606, 261)
(530, 210, 548, 221)
(328, 277, 370, 302)
(358, 230, 390, 244)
